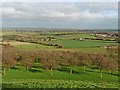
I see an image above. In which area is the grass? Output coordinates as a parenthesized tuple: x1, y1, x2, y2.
(2, 65, 118, 88)
(3, 65, 118, 82)
(14, 40, 117, 49)
(54, 33, 96, 39)
(78, 47, 107, 53)
(2, 79, 118, 88)
(13, 42, 113, 54)
(48, 40, 117, 49)
(14, 44, 54, 49)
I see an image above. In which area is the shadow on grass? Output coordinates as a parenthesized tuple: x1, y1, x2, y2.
(58, 67, 85, 74)
(28, 68, 43, 73)
(2, 83, 27, 88)
(10, 67, 20, 70)
(32, 65, 42, 69)
(85, 70, 119, 76)
(58, 67, 70, 72)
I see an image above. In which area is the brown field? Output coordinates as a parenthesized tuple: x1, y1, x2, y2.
(0, 41, 32, 45)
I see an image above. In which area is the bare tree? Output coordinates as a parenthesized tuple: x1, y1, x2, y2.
(61, 51, 79, 74)
(2, 48, 16, 75)
(108, 58, 118, 76)
(20, 51, 34, 72)
(93, 54, 110, 78)
(40, 51, 58, 76)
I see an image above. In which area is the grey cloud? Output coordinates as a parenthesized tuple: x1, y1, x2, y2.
(2, 2, 118, 29)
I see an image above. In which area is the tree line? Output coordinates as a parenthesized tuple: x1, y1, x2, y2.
(2, 47, 118, 78)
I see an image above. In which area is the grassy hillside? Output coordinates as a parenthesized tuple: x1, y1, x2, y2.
(2, 30, 119, 89)
(2, 65, 118, 88)
(3, 65, 118, 82)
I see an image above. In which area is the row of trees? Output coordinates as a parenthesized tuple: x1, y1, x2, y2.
(2, 47, 118, 78)
(3, 34, 64, 48)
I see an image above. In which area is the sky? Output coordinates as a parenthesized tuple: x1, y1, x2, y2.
(1, 0, 119, 2)
(1, 1, 118, 29)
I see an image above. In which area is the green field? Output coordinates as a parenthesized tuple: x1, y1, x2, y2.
(14, 44, 54, 49)
(3, 66, 118, 81)
(47, 33, 96, 40)
(51, 40, 117, 48)
(13, 40, 117, 54)
(3, 79, 118, 88)
(3, 65, 118, 88)
(14, 40, 117, 49)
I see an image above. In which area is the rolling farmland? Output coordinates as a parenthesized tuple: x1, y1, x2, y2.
(1, 30, 119, 89)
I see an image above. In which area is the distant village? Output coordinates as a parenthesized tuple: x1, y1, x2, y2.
(73, 31, 119, 42)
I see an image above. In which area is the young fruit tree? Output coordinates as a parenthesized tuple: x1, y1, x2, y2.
(106, 46, 118, 75)
(92, 54, 110, 78)
(108, 58, 118, 76)
(61, 51, 79, 74)
(40, 51, 58, 76)
(20, 51, 34, 72)
(2, 48, 16, 75)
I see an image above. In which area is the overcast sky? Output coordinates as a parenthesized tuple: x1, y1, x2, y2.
(1, 2, 118, 29)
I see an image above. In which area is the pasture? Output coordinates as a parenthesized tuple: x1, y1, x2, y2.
(48, 40, 117, 48)
(3, 65, 118, 81)
(2, 65, 118, 88)
(14, 44, 54, 49)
